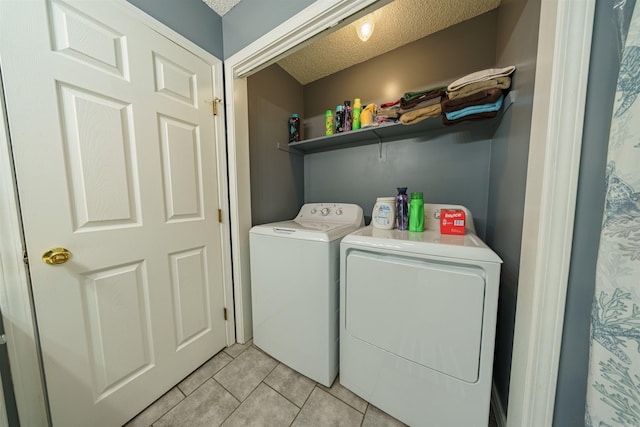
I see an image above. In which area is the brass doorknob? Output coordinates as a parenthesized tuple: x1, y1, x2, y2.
(42, 248, 71, 265)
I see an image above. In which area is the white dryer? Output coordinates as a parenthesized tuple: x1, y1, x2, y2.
(339, 204, 502, 427)
(250, 203, 363, 387)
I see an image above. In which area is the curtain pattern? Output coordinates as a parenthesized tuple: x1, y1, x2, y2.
(585, 3, 640, 425)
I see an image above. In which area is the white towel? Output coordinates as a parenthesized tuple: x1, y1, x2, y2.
(447, 66, 516, 92)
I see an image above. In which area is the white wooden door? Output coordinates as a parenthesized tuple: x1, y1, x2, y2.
(0, 1, 228, 425)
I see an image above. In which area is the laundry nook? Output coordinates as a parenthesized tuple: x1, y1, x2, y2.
(0, 0, 611, 425)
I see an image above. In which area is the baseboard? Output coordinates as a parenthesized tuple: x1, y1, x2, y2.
(491, 381, 508, 427)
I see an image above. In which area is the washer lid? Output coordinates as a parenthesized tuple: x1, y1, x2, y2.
(250, 220, 360, 242)
(342, 226, 502, 263)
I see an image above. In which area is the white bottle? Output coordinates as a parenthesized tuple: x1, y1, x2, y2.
(371, 197, 396, 229)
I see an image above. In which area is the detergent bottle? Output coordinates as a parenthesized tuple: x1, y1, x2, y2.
(352, 98, 362, 130)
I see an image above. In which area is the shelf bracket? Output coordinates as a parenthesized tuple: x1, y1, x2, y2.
(277, 142, 303, 156)
(372, 130, 383, 159)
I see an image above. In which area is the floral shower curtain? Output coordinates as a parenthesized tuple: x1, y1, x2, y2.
(585, 2, 640, 425)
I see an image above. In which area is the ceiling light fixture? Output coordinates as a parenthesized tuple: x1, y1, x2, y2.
(357, 19, 375, 42)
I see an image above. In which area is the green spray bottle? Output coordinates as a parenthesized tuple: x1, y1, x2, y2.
(408, 192, 424, 232)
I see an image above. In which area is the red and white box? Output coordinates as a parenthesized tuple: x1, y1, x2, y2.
(440, 209, 466, 235)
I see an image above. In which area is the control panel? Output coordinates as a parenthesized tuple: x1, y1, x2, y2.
(295, 203, 364, 226)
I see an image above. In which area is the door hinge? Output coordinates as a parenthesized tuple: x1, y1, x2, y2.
(213, 97, 222, 116)
(223, 307, 227, 321)
(23, 250, 29, 265)
(218, 208, 222, 223)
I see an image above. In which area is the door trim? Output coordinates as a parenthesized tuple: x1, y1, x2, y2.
(0, 66, 50, 427)
(507, 1, 595, 426)
(0, 1, 234, 424)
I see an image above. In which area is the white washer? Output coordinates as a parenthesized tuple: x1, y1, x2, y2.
(340, 204, 502, 427)
(250, 203, 364, 386)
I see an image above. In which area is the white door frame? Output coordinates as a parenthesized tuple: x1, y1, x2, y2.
(0, 66, 49, 427)
(507, 1, 595, 426)
(0, 1, 234, 424)
(224, 0, 595, 424)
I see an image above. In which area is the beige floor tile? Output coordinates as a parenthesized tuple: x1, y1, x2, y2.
(124, 387, 185, 427)
(153, 379, 239, 427)
(214, 346, 278, 401)
(178, 351, 233, 395)
(221, 383, 299, 427)
(362, 404, 407, 427)
(263, 363, 316, 407)
(223, 339, 253, 358)
(319, 376, 368, 413)
(292, 388, 363, 427)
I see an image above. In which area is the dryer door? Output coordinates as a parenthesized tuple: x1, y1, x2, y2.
(344, 249, 485, 383)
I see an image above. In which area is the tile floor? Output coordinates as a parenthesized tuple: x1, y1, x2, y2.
(125, 340, 499, 427)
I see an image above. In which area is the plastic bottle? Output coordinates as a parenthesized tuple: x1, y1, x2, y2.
(288, 114, 300, 143)
(372, 197, 396, 229)
(335, 105, 344, 133)
(325, 110, 334, 136)
(343, 100, 353, 131)
(352, 98, 362, 130)
(408, 192, 424, 232)
(395, 187, 408, 230)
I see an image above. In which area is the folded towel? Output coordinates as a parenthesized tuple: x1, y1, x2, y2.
(379, 99, 401, 109)
(442, 111, 499, 126)
(376, 107, 399, 119)
(444, 94, 504, 121)
(398, 96, 442, 114)
(447, 66, 516, 92)
(400, 88, 445, 109)
(376, 115, 398, 123)
(400, 103, 442, 125)
(402, 86, 447, 102)
(447, 77, 511, 100)
(442, 88, 503, 113)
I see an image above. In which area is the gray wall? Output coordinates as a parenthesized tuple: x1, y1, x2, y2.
(248, 65, 305, 225)
(303, 12, 499, 233)
(127, 0, 223, 59)
(488, 0, 541, 411)
(222, 0, 315, 58)
(552, 1, 632, 424)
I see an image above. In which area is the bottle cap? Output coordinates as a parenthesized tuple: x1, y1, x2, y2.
(397, 187, 407, 194)
(354, 98, 362, 108)
(326, 109, 333, 115)
(291, 113, 298, 118)
(344, 100, 351, 106)
(336, 105, 343, 111)
(410, 192, 423, 199)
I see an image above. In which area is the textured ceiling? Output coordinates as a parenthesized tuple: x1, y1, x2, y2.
(201, 0, 241, 16)
(277, 0, 501, 85)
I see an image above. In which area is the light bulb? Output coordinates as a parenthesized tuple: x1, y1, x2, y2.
(357, 20, 374, 42)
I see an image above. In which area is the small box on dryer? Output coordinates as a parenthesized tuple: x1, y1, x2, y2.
(440, 209, 466, 235)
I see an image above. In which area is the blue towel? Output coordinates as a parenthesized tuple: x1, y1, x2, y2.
(445, 95, 504, 120)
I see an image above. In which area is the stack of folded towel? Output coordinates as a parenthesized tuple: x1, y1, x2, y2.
(376, 99, 401, 123)
(398, 86, 446, 125)
(442, 66, 515, 125)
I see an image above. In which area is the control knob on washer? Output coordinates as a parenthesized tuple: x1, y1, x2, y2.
(321, 207, 330, 216)
(335, 208, 343, 215)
